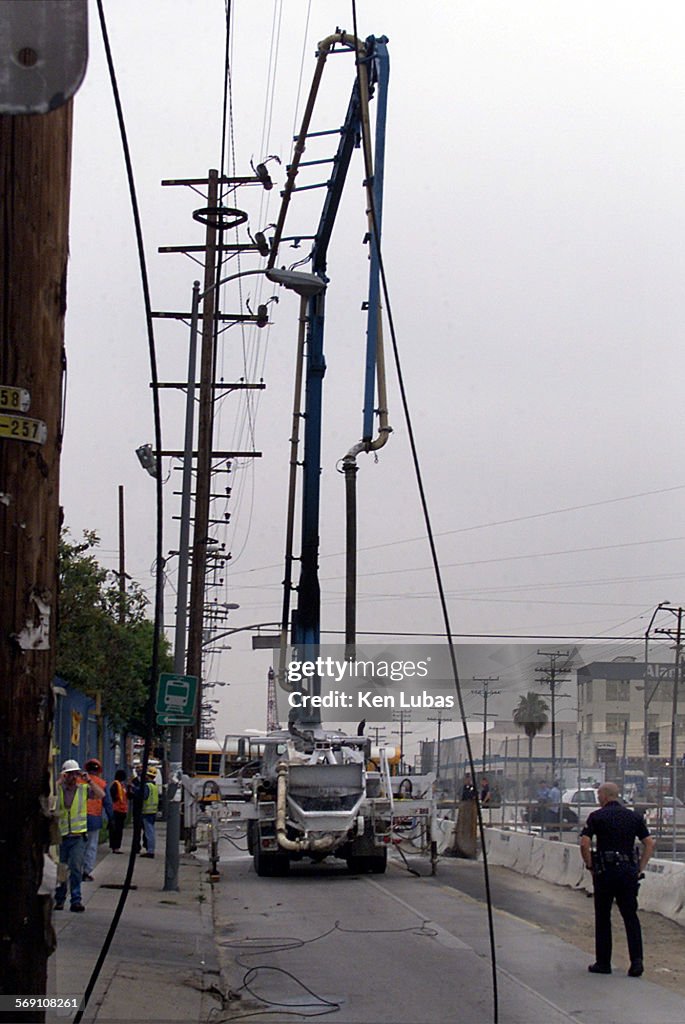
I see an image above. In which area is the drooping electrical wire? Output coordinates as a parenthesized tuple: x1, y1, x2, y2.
(349, 5, 499, 1020)
(73, 3, 165, 1021)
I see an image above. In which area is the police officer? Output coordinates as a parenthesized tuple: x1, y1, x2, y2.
(580, 781, 655, 977)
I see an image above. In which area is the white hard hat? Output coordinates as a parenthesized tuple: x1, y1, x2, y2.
(61, 759, 81, 773)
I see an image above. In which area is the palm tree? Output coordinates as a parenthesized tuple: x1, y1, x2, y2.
(513, 692, 549, 826)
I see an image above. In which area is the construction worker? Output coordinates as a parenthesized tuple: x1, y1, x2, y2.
(82, 757, 113, 880)
(140, 766, 159, 858)
(54, 760, 104, 912)
(109, 769, 129, 853)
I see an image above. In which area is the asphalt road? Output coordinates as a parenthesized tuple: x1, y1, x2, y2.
(210, 842, 685, 1024)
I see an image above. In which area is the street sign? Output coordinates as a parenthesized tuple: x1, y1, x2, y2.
(157, 713, 194, 726)
(0, 413, 47, 445)
(0, 385, 30, 412)
(155, 672, 198, 718)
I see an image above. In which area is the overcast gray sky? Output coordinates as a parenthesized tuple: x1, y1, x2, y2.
(61, 2, 685, 756)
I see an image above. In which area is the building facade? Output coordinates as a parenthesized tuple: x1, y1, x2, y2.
(576, 657, 684, 773)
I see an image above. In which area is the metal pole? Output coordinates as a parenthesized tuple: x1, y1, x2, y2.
(643, 626, 651, 786)
(503, 736, 509, 826)
(670, 610, 682, 861)
(558, 729, 564, 836)
(164, 281, 200, 891)
(514, 734, 520, 828)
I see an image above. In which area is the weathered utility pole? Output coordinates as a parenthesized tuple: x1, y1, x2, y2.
(183, 169, 220, 770)
(0, 99, 72, 1012)
(0, 8, 86, 1009)
(152, 170, 266, 868)
(0, 92, 77, 1022)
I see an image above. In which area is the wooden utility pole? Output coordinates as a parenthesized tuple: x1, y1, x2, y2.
(0, 102, 73, 1010)
(118, 484, 126, 622)
(183, 169, 219, 771)
(470, 676, 501, 773)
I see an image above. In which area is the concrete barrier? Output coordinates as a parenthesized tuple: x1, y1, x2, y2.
(484, 828, 685, 926)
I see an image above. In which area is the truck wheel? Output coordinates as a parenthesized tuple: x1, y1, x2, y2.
(370, 850, 387, 874)
(253, 845, 289, 877)
(347, 849, 387, 874)
(346, 855, 366, 874)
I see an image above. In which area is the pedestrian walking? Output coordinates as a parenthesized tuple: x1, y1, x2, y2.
(82, 758, 113, 880)
(580, 781, 655, 977)
(54, 760, 104, 912)
(109, 769, 128, 853)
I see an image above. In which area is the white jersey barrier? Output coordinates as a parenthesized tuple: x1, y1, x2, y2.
(484, 828, 685, 927)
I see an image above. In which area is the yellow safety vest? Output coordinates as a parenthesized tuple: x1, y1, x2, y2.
(142, 782, 159, 816)
(57, 784, 88, 837)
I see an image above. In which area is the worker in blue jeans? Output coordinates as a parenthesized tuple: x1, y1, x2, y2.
(54, 759, 105, 912)
(141, 768, 159, 857)
(130, 766, 159, 858)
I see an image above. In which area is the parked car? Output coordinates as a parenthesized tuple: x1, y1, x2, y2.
(561, 787, 601, 825)
(645, 795, 685, 828)
(522, 802, 579, 826)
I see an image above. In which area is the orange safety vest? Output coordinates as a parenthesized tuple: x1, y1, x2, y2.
(86, 774, 107, 817)
(111, 779, 128, 814)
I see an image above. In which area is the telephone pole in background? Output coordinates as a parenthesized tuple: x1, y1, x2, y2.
(470, 676, 500, 773)
(654, 605, 684, 862)
(427, 710, 453, 786)
(0, 3, 87, 1011)
(536, 650, 571, 786)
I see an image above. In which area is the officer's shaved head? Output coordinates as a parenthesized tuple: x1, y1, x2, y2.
(597, 782, 620, 805)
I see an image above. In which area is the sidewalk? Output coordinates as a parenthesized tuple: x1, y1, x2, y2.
(49, 824, 223, 1023)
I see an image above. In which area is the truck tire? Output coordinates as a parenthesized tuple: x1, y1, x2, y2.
(253, 844, 289, 877)
(370, 850, 387, 874)
(347, 849, 387, 874)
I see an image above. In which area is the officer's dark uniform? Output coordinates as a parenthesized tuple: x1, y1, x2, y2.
(581, 799, 650, 970)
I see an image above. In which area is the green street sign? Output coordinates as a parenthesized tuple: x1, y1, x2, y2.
(156, 673, 198, 718)
(157, 713, 194, 726)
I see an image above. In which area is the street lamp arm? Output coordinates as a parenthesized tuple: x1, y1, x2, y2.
(202, 621, 281, 648)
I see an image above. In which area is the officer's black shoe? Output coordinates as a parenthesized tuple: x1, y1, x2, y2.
(628, 961, 643, 977)
(588, 963, 612, 974)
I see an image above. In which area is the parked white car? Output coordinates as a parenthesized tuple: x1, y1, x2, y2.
(645, 796, 685, 828)
(562, 787, 600, 825)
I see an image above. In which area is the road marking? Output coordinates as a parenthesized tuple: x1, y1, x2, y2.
(368, 877, 583, 1024)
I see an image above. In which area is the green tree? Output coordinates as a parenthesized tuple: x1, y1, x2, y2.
(513, 691, 550, 821)
(57, 530, 171, 733)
